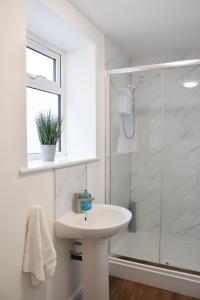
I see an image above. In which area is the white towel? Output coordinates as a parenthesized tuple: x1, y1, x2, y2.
(23, 205, 57, 285)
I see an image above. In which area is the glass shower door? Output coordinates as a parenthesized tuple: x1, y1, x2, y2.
(160, 65, 200, 272)
(110, 70, 163, 264)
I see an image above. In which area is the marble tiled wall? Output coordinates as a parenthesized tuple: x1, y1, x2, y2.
(111, 153, 131, 210)
(161, 65, 200, 240)
(110, 73, 133, 246)
(110, 72, 133, 212)
(110, 152, 132, 247)
(131, 70, 162, 234)
(130, 64, 200, 242)
(55, 164, 87, 218)
(110, 74, 134, 155)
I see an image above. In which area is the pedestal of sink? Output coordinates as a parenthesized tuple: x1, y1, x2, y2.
(82, 239, 109, 300)
(54, 204, 132, 300)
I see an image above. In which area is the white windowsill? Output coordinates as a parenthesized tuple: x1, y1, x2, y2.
(19, 157, 100, 174)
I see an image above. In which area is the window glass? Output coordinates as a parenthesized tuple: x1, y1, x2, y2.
(26, 48, 55, 81)
(26, 88, 59, 154)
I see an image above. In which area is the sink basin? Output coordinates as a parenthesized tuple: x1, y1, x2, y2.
(55, 204, 132, 240)
(55, 204, 132, 300)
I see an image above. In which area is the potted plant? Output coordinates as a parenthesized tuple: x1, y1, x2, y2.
(35, 111, 62, 161)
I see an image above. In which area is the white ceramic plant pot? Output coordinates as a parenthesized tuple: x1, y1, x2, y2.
(41, 144, 56, 161)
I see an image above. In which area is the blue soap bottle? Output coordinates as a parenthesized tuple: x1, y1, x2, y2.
(80, 189, 92, 212)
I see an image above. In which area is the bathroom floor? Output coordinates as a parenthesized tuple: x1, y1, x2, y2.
(109, 276, 198, 300)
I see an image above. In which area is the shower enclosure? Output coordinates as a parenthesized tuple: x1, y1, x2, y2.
(107, 59, 200, 273)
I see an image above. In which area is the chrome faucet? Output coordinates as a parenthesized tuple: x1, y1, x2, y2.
(74, 190, 95, 213)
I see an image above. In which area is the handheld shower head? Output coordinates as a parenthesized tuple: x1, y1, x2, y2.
(127, 85, 135, 100)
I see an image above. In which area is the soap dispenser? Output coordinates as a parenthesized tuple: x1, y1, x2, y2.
(80, 189, 92, 212)
(75, 189, 95, 213)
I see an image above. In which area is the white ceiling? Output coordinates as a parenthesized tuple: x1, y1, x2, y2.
(69, 0, 200, 60)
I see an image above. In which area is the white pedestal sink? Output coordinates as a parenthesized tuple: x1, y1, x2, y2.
(55, 204, 132, 300)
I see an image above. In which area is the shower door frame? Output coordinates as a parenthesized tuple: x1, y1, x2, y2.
(105, 59, 200, 299)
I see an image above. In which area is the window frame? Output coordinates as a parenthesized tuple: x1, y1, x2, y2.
(26, 34, 65, 160)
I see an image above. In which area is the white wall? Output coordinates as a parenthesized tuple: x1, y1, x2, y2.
(66, 45, 96, 159)
(0, 1, 105, 300)
(105, 36, 130, 70)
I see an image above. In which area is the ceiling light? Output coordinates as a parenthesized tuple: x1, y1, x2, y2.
(183, 81, 199, 88)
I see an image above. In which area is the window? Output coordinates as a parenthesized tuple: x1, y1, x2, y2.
(27, 48, 56, 81)
(26, 37, 63, 158)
